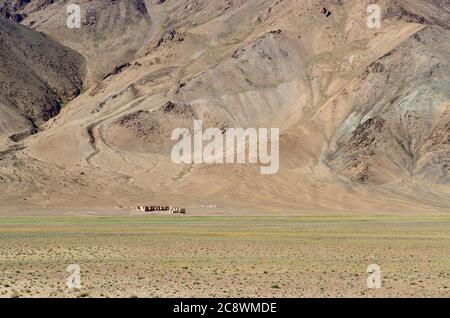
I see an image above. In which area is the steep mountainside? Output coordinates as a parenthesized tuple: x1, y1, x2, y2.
(327, 26, 450, 184)
(0, 0, 152, 83)
(0, 17, 85, 139)
(0, 0, 449, 214)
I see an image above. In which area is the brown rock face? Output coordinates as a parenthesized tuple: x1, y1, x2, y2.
(0, 0, 152, 83)
(0, 17, 85, 137)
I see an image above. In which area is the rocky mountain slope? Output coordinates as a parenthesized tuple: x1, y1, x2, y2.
(0, 0, 449, 214)
(1, 0, 152, 83)
(0, 17, 85, 139)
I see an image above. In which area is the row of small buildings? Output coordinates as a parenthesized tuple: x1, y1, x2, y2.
(136, 205, 186, 214)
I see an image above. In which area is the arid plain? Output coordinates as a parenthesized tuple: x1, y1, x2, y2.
(0, 216, 449, 298)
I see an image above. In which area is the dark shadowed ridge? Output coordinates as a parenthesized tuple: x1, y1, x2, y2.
(0, 17, 85, 139)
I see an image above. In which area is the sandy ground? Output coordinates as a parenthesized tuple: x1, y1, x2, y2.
(0, 215, 449, 298)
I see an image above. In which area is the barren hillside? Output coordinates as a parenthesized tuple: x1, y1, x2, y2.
(0, 0, 449, 215)
(0, 17, 85, 140)
(1, 0, 152, 83)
